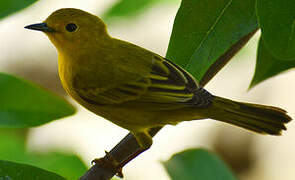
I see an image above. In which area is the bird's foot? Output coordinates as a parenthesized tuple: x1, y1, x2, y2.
(92, 151, 123, 178)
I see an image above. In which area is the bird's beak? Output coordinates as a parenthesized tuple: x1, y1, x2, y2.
(25, 23, 54, 32)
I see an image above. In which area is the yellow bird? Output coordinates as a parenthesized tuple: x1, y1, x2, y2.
(25, 8, 291, 149)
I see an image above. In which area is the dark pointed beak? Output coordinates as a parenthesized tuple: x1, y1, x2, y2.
(25, 23, 54, 32)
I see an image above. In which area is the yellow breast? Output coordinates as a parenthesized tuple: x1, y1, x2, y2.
(58, 53, 73, 96)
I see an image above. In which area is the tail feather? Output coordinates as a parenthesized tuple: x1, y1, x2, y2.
(208, 96, 292, 135)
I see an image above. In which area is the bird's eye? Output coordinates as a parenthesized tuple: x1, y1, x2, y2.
(65, 23, 77, 32)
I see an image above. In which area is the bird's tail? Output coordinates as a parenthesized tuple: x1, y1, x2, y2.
(205, 96, 292, 135)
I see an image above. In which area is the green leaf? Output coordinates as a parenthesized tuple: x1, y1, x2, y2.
(0, 73, 76, 128)
(199, 29, 257, 86)
(257, 0, 295, 60)
(102, 0, 179, 20)
(103, 0, 157, 19)
(163, 149, 237, 180)
(0, 160, 66, 180)
(0, 130, 87, 179)
(0, 0, 38, 20)
(166, 0, 258, 82)
(250, 37, 295, 89)
(22, 152, 88, 180)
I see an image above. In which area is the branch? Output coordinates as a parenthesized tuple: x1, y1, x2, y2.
(79, 29, 258, 180)
(79, 128, 161, 180)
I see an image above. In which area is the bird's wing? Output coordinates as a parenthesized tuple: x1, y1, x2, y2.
(75, 55, 212, 109)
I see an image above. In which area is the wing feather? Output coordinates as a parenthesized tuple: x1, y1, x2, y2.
(75, 55, 212, 109)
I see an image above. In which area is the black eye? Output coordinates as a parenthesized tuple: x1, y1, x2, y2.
(65, 23, 77, 32)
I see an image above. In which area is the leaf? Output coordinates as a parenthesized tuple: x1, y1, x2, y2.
(0, 160, 66, 180)
(22, 152, 88, 180)
(257, 0, 295, 60)
(166, 0, 258, 82)
(0, 0, 38, 20)
(250, 37, 295, 89)
(0, 130, 87, 180)
(102, 0, 179, 20)
(0, 73, 76, 128)
(199, 29, 258, 86)
(103, 0, 158, 19)
(163, 149, 237, 180)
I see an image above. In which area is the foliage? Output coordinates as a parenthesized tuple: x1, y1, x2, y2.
(0, 0, 294, 179)
(0, 0, 38, 19)
(102, 0, 179, 20)
(103, 0, 158, 19)
(0, 130, 87, 179)
(251, 0, 295, 86)
(250, 38, 295, 88)
(0, 160, 66, 180)
(0, 73, 76, 128)
(107, 0, 295, 88)
(164, 149, 237, 180)
(257, 0, 295, 60)
(166, 0, 258, 82)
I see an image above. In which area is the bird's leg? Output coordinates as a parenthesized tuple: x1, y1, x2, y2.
(91, 131, 153, 178)
(119, 128, 161, 167)
(132, 131, 153, 150)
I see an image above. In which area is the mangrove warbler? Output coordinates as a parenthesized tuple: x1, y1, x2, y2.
(25, 8, 292, 149)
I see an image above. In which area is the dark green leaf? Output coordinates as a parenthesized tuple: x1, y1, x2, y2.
(0, 0, 38, 20)
(22, 152, 88, 180)
(0, 130, 87, 179)
(0, 160, 66, 180)
(257, 0, 295, 60)
(199, 29, 258, 86)
(163, 149, 237, 180)
(166, 0, 258, 82)
(250, 37, 295, 89)
(0, 73, 76, 128)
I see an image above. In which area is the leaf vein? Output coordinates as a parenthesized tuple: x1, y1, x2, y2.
(185, 0, 233, 69)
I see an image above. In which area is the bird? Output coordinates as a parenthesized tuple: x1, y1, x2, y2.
(25, 8, 291, 150)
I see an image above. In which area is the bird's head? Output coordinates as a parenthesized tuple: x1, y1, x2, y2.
(25, 8, 110, 53)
